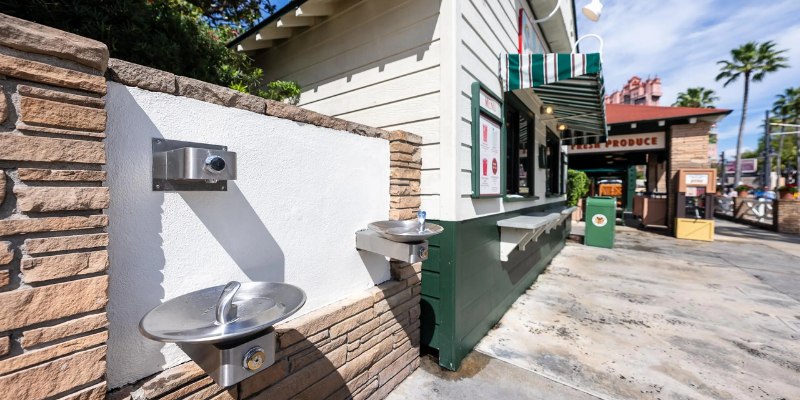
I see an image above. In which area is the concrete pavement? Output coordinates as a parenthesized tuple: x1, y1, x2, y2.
(388, 220, 800, 400)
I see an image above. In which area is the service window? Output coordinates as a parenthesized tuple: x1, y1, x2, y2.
(545, 130, 563, 196)
(504, 96, 535, 196)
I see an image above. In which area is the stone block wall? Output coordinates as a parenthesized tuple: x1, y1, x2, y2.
(389, 131, 423, 220)
(667, 122, 712, 227)
(0, 13, 110, 400)
(111, 261, 421, 400)
(776, 200, 800, 234)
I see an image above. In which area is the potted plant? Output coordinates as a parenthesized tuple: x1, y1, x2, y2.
(735, 184, 752, 197)
(778, 184, 798, 200)
(567, 170, 590, 221)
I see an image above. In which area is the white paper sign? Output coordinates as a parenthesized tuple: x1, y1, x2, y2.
(479, 114, 502, 195)
(685, 174, 709, 185)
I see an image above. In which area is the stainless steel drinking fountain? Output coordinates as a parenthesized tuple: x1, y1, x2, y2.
(152, 138, 237, 191)
(139, 281, 305, 387)
(356, 211, 444, 263)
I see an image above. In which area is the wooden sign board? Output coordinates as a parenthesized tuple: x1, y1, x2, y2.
(678, 168, 716, 193)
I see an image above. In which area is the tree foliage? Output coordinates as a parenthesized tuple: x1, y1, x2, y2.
(716, 40, 789, 184)
(672, 87, 719, 108)
(566, 169, 590, 207)
(0, 0, 300, 102)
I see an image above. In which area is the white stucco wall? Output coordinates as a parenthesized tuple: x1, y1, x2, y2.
(104, 83, 391, 387)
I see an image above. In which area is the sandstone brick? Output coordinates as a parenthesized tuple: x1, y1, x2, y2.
(0, 331, 107, 375)
(0, 134, 106, 164)
(409, 304, 421, 321)
(176, 76, 266, 114)
(347, 318, 381, 344)
(0, 169, 5, 206)
(208, 388, 238, 400)
(58, 382, 107, 400)
(340, 340, 393, 382)
(289, 336, 346, 373)
(345, 122, 391, 140)
(368, 340, 413, 378)
(0, 54, 106, 94)
(0, 85, 6, 123)
(367, 362, 415, 400)
(0, 336, 8, 356)
(390, 167, 419, 181)
(159, 376, 214, 400)
(0, 270, 8, 288)
(378, 297, 417, 325)
(347, 341, 361, 352)
(23, 312, 108, 348)
(275, 329, 329, 359)
(389, 131, 422, 145)
(390, 152, 415, 162)
(16, 122, 106, 139)
(390, 195, 421, 209)
(20, 96, 107, 132)
(342, 370, 372, 397)
(389, 209, 416, 221)
(18, 85, 104, 109)
(0, 276, 108, 331)
(373, 280, 407, 303)
(25, 233, 108, 255)
(265, 100, 349, 132)
(107, 58, 177, 94)
(130, 362, 205, 399)
(15, 187, 110, 212)
(0, 215, 108, 237)
(329, 309, 375, 339)
(0, 241, 12, 265)
(348, 328, 394, 362)
(390, 184, 421, 196)
(390, 161, 422, 170)
(293, 370, 346, 400)
(0, 345, 106, 400)
(239, 359, 288, 397)
(22, 250, 108, 282)
(18, 168, 106, 182)
(243, 355, 332, 400)
(277, 292, 374, 348)
(0, 13, 108, 71)
(352, 378, 379, 400)
(391, 262, 422, 280)
(390, 142, 415, 155)
(377, 347, 418, 385)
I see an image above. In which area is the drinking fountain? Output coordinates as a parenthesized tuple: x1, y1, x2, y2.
(356, 211, 444, 263)
(139, 281, 306, 387)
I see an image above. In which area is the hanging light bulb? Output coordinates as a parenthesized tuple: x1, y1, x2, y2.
(558, 124, 567, 131)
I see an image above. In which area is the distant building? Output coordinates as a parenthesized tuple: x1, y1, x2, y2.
(605, 76, 662, 106)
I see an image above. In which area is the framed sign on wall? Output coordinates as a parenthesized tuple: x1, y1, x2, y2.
(471, 82, 505, 198)
(518, 8, 544, 55)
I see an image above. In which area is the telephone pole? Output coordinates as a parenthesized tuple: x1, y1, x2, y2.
(764, 110, 772, 189)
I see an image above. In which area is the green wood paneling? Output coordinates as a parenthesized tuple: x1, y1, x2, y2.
(419, 203, 569, 371)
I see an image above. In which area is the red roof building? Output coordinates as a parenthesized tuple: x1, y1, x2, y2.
(606, 104, 731, 125)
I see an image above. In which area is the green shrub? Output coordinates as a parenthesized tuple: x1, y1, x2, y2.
(567, 169, 590, 207)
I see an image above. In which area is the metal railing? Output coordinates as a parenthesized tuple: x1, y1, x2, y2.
(715, 196, 775, 227)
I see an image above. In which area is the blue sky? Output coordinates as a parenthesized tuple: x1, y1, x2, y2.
(576, 0, 800, 157)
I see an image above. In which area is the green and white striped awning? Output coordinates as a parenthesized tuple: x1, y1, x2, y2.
(503, 53, 607, 142)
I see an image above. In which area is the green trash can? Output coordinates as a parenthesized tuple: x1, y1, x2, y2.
(585, 196, 616, 248)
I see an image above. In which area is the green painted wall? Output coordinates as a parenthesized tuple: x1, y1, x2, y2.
(421, 203, 569, 370)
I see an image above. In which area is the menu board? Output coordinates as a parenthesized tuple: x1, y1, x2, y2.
(478, 114, 502, 196)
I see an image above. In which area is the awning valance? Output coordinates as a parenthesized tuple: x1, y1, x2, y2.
(503, 53, 607, 142)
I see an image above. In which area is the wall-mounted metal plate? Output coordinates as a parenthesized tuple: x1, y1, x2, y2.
(152, 138, 235, 191)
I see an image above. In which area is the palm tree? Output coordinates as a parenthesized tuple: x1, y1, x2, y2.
(716, 41, 789, 185)
(773, 87, 800, 182)
(673, 87, 719, 108)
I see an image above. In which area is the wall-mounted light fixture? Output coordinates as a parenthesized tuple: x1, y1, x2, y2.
(558, 124, 568, 132)
(541, 105, 554, 115)
(582, 0, 603, 22)
(534, 0, 603, 24)
(572, 34, 604, 59)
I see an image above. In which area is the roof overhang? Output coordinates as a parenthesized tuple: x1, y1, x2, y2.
(504, 53, 607, 143)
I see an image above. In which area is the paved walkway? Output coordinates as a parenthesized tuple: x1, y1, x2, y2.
(388, 220, 800, 400)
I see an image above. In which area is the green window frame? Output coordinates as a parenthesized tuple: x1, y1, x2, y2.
(470, 82, 505, 198)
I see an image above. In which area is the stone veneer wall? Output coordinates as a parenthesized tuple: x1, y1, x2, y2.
(775, 200, 800, 234)
(668, 122, 712, 227)
(0, 13, 111, 400)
